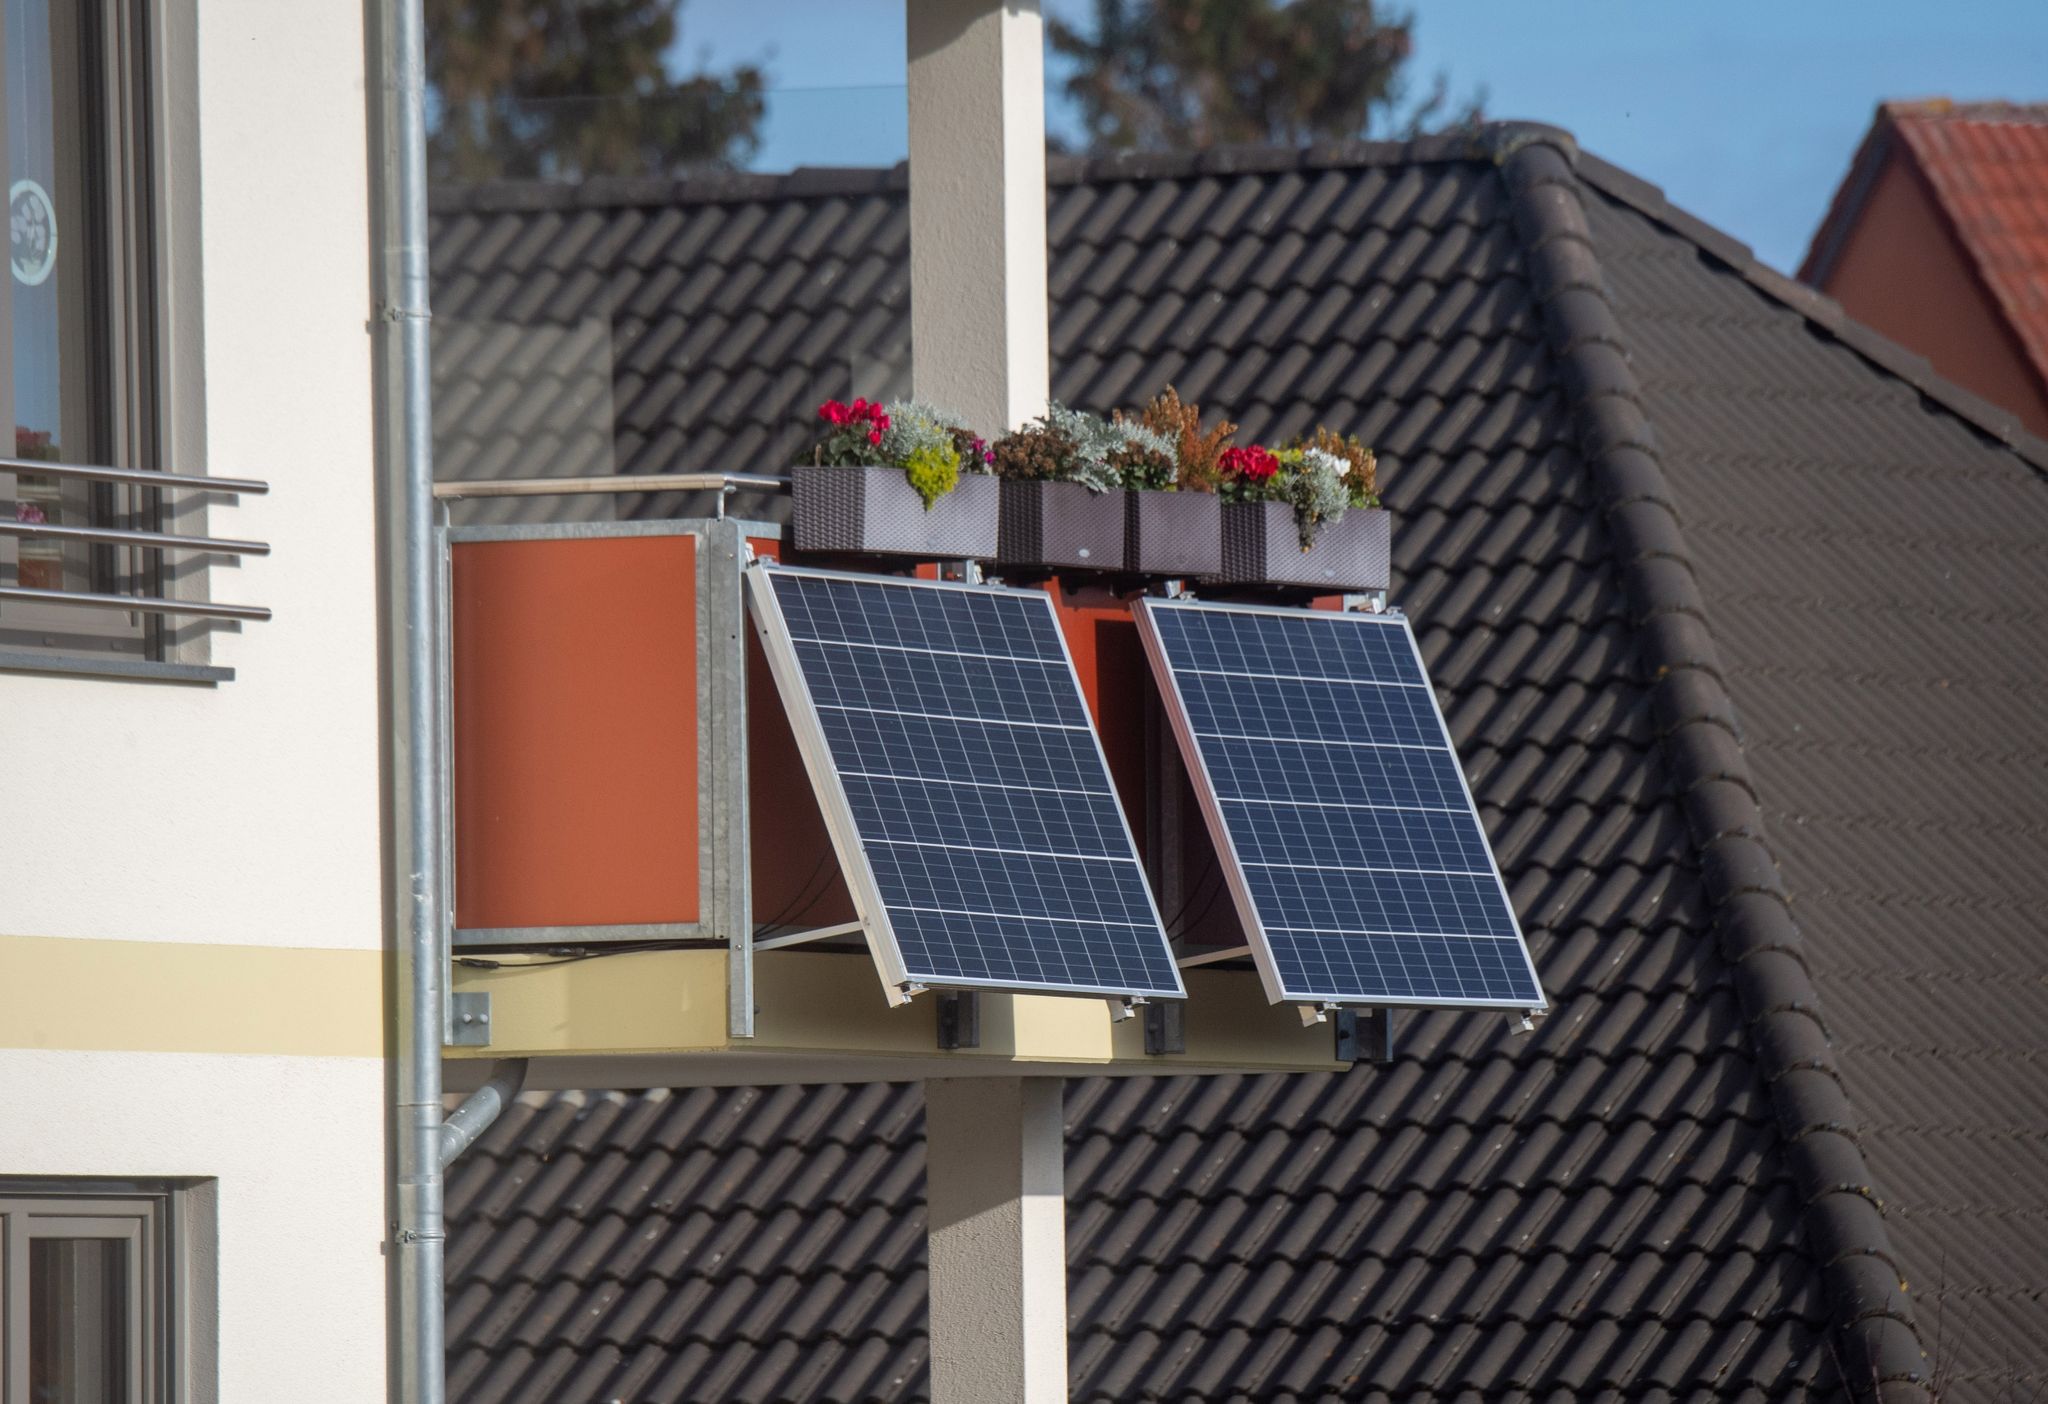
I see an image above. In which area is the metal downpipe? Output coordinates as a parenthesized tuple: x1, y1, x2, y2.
(440, 1060, 530, 1169)
(381, 0, 443, 1396)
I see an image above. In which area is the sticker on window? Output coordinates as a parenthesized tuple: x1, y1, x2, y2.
(11, 179, 58, 287)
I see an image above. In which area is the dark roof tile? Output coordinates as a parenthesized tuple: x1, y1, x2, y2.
(436, 124, 2048, 1403)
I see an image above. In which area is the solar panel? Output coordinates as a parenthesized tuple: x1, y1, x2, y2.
(746, 566, 1185, 1003)
(1134, 598, 1544, 1012)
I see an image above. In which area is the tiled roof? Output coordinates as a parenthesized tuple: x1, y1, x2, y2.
(1803, 100, 2048, 402)
(435, 126, 2048, 1404)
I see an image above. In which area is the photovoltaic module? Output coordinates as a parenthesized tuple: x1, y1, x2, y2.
(1134, 598, 1543, 1011)
(747, 566, 1184, 1003)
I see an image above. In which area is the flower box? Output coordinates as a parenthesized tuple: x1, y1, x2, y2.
(1218, 502, 1390, 591)
(1125, 489, 1222, 577)
(998, 479, 1126, 571)
(791, 464, 999, 559)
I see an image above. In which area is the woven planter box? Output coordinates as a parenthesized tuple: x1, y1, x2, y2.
(791, 465, 999, 559)
(997, 479, 1125, 571)
(1218, 502, 1390, 591)
(1125, 489, 1222, 577)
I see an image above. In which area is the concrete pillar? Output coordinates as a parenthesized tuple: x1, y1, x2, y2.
(910, 12, 1061, 1396)
(905, 0, 1051, 434)
(925, 1077, 1067, 1404)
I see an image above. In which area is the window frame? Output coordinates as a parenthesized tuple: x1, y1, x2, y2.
(0, 0, 215, 683)
(0, 1181, 205, 1404)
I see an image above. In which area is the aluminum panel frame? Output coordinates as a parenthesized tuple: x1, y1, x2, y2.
(1132, 596, 1546, 1013)
(744, 562, 1187, 1005)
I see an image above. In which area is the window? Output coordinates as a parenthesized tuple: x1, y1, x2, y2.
(0, 1184, 199, 1403)
(1, 0, 181, 664)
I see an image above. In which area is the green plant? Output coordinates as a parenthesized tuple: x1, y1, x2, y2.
(878, 400, 960, 466)
(807, 398, 977, 510)
(880, 403, 968, 509)
(1219, 441, 1367, 550)
(903, 442, 961, 509)
(991, 404, 1183, 493)
(1107, 418, 1178, 489)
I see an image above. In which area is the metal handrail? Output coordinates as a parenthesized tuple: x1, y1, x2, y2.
(431, 471, 788, 500)
(0, 458, 271, 627)
(0, 584, 271, 622)
(0, 518, 270, 556)
(0, 455, 270, 494)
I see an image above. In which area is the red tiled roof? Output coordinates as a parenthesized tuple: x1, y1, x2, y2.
(1808, 100, 2048, 395)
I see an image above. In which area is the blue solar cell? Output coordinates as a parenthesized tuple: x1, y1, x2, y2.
(751, 568, 1184, 1001)
(1138, 600, 1543, 1010)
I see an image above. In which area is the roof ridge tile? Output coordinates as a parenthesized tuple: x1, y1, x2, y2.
(1498, 130, 1935, 1399)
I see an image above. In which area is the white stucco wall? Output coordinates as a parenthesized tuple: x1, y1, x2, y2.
(0, 1050, 389, 1401)
(0, 1, 392, 1396)
(0, 0, 383, 953)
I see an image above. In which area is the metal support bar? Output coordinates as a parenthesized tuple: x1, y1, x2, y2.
(753, 919, 865, 952)
(1175, 942, 1250, 968)
(937, 991, 980, 1050)
(0, 517, 270, 555)
(0, 585, 271, 621)
(0, 455, 269, 493)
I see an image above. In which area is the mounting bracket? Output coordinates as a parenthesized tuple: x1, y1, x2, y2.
(448, 990, 492, 1048)
(937, 991, 980, 1049)
(1297, 1002, 1344, 1027)
(1334, 1007, 1395, 1064)
(1143, 1000, 1185, 1055)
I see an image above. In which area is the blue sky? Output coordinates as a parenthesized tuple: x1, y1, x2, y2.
(671, 0, 2048, 273)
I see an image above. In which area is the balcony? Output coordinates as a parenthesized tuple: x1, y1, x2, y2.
(435, 473, 1368, 1088)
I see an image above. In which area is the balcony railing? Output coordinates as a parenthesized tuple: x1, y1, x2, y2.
(432, 470, 787, 505)
(0, 455, 272, 623)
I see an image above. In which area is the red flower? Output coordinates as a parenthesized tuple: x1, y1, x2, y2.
(1221, 445, 1280, 482)
(818, 397, 889, 447)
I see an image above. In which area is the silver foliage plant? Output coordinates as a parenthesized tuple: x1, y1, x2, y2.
(1279, 446, 1351, 549)
(1041, 403, 1126, 492)
(1043, 403, 1180, 492)
(878, 400, 970, 466)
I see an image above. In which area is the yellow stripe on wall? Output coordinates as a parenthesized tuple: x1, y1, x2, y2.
(0, 934, 384, 1057)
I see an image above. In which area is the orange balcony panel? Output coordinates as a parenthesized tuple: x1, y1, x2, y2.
(452, 535, 700, 930)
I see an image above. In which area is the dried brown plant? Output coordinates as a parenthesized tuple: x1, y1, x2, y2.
(1134, 386, 1236, 493)
(989, 424, 1078, 481)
